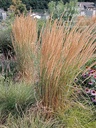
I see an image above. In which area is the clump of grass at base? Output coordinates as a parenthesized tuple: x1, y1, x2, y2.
(2, 111, 63, 128)
(0, 81, 35, 120)
(39, 19, 96, 111)
(12, 15, 38, 83)
(58, 103, 95, 128)
(1, 102, 96, 128)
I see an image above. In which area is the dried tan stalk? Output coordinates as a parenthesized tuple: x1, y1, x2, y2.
(12, 15, 38, 83)
(40, 19, 96, 111)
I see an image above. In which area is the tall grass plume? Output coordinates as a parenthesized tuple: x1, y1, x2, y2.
(39, 19, 96, 111)
(12, 15, 38, 83)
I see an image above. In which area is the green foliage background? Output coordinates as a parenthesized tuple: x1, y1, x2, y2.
(0, 0, 96, 11)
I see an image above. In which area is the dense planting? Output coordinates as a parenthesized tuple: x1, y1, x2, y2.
(0, 14, 96, 127)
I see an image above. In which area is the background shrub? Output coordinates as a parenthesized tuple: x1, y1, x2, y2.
(0, 28, 14, 58)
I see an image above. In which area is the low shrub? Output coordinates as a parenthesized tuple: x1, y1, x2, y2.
(0, 81, 35, 120)
(0, 28, 14, 58)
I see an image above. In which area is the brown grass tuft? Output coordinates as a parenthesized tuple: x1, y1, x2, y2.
(12, 15, 38, 83)
(40, 19, 96, 111)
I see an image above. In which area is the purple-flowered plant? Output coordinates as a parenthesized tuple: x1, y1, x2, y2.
(75, 67, 96, 105)
(85, 88, 91, 94)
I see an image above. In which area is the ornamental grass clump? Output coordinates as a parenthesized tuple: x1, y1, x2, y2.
(40, 19, 96, 111)
(0, 81, 35, 122)
(12, 15, 38, 83)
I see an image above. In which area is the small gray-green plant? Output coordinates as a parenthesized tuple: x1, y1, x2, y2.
(0, 81, 35, 118)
